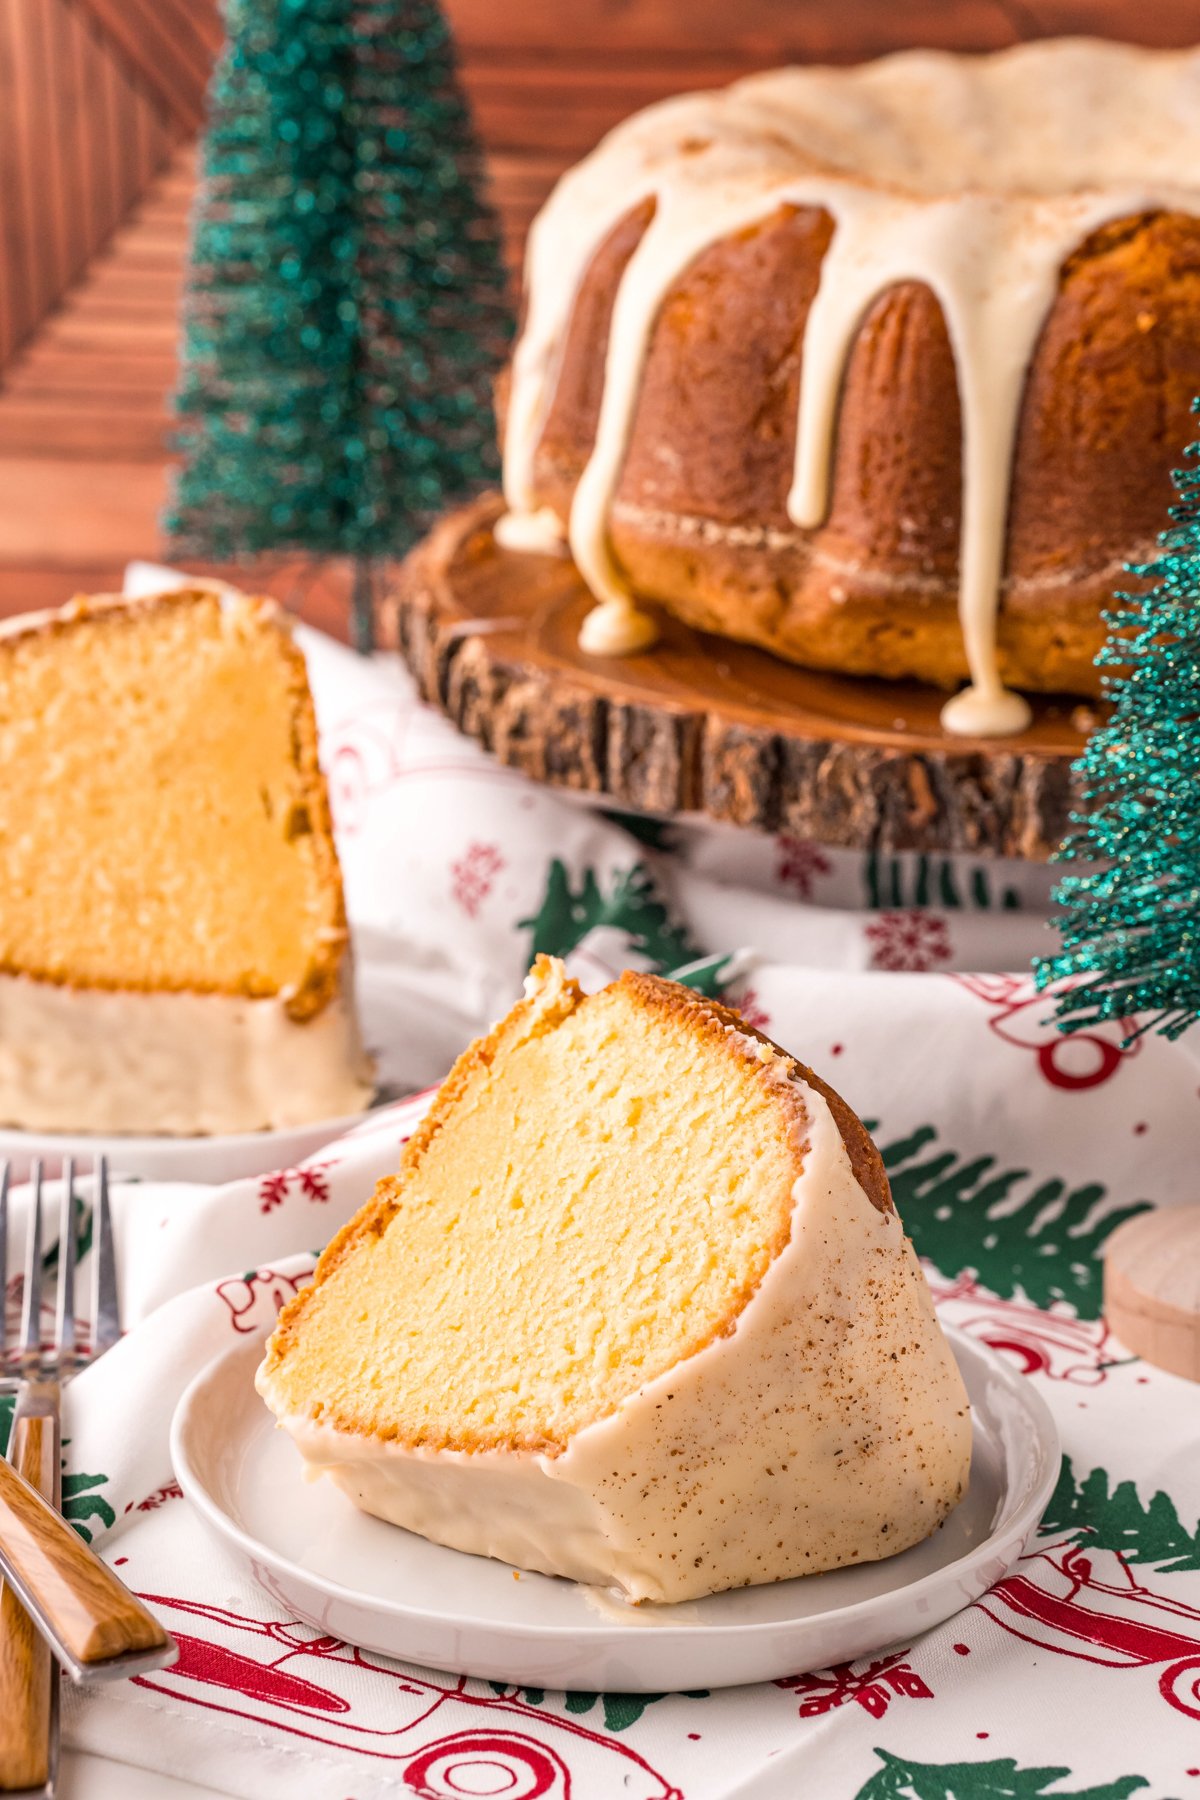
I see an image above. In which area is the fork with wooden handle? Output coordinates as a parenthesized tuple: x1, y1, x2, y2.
(0, 1162, 177, 1796)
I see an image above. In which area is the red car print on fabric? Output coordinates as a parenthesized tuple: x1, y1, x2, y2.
(322, 708, 408, 838)
(925, 1271, 1119, 1385)
(950, 973, 1141, 1091)
(976, 1539, 1200, 1720)
(215, 1268, 310, 1336)
(132, 1595, 682, 1798)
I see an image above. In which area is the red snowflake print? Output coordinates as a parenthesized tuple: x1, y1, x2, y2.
(864, 910, 953, 972)
(734, 987, 771, 1032)
(778, 1650, 933, 1720)
(137, 1481, 183, 1512)
(775, 836, 833, 899)
(257, 1159, 335, 1215)
(451, 842, 505, 918)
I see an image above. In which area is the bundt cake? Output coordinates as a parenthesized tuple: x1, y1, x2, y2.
(0, 589, 373, 1134)
(498, 39, 1200, 736)
(258, 957, 970, 1604)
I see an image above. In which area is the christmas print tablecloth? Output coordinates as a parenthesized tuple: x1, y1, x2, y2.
(22, 585, 1200, 1800)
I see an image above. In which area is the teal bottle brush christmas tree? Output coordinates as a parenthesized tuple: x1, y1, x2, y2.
(1036, 405, 1200, 1039)
(165, 0, 512, 650)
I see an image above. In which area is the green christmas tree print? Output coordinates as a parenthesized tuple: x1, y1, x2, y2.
(875, 1123, 1150, 1318)
(520, 860, 726, 996)
(600, 809, 680, 854)
(0, 1409, 115, 1544)
(865, 852, 1021, 912)
(855, 1748, 1147, 1800)
(62, 1471, 116, 1545)
(488, 1684, 706, 1732)
(1042, 1455, 1200, 1573)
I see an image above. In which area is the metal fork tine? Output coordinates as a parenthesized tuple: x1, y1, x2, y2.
(56, 1160, 77, 1366)
(90, 1155, 120, 1359)
(19, 1161, 43, 1366)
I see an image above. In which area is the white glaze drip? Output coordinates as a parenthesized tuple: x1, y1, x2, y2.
(576, 598, 659, 655)
(493, 507, 569, 555)
(501, 41, 1200, 736)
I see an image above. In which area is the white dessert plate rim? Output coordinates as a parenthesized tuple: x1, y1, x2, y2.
(0, 1087, 399, 1184)
(0, 1105, 371, 1151)
(170, 1325, 1060, 1689)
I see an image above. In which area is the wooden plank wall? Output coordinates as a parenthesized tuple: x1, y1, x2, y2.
(0, 0, 1197, 634)
(4, 0, 1200, 369)
(0, 0, 182, 365)
(454, 0, 1200, 267)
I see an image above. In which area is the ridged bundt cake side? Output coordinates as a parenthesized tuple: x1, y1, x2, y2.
(498, 42, 1200, 735)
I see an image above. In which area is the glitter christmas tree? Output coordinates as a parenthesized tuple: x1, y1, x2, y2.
(166, 0, 512, 648)
(1036, 411, 1200, 1039)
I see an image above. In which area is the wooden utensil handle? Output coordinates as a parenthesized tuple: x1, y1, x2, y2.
(0, 1448, 169, 1668)
(0, 1415, 55, 1792)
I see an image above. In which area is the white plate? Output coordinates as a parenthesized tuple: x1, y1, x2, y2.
(0, 1107, 377, 1186)
(171, 1328, 1059, 1692)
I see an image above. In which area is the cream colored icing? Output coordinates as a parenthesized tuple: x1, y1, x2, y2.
(0, 969, 374, 1136)
(576, 596, 659, 655)
(260, 1057, 971, 1604)
(493, 506, 569, 555)
(501, 40, 1200, 736)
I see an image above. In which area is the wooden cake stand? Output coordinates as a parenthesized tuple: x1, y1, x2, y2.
(384, 495, 1090, 858)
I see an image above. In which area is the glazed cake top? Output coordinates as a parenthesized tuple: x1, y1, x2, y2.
(703, 44, 1200, 197)
(502, 40, 1200, 736)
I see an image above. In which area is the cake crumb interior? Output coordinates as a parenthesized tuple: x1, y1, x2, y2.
(273, 983, 802, 1451)
(0, 594, 342, 1008)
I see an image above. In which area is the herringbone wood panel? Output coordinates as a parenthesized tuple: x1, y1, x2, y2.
(0, 0, 1196, 635)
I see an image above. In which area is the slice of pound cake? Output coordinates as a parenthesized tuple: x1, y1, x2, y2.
(258, 958, 969, 1602)
(0, 589, 373, 1134)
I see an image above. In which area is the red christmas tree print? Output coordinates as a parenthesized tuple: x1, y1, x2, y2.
(775, 836, 833, 899)
(779, 1650, 933, 1719)
(865, 910, 953, 972)
(451, 842, 505, 917)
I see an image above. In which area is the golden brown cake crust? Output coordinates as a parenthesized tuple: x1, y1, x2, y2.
(267, 606, 350, 1021)
(262, 961, 892, 1412)
(517, 205, 1200, 698)
(627, 973, 893, 1218)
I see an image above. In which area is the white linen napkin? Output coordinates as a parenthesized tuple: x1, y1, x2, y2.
(31, 568, 1196, 1799)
